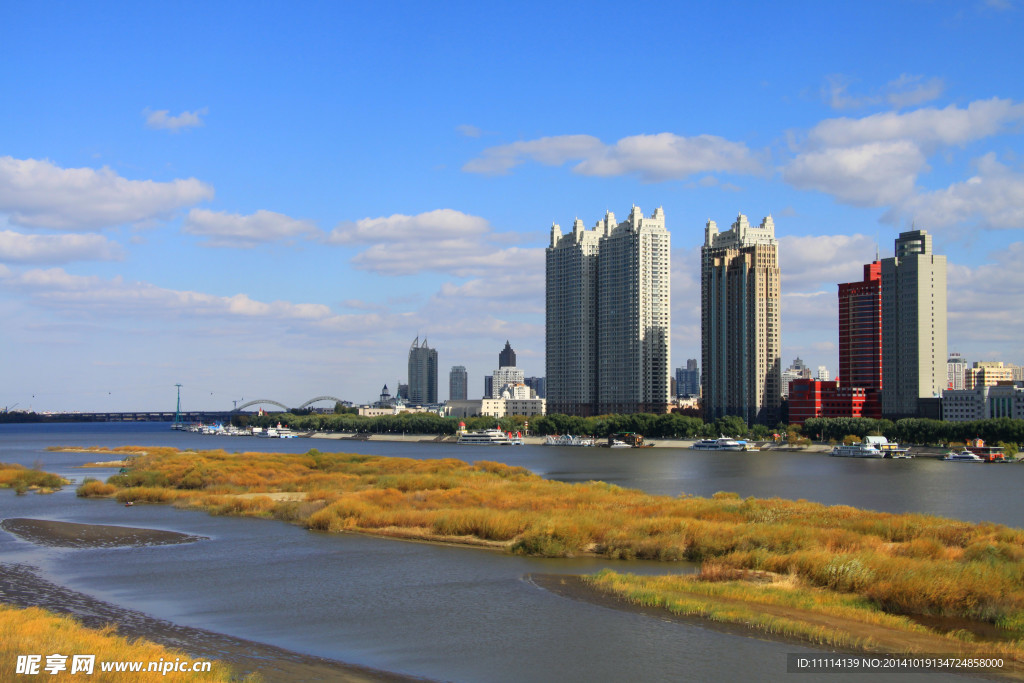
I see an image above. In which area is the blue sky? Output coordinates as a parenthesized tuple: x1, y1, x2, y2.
(2, 1, 1023, 412)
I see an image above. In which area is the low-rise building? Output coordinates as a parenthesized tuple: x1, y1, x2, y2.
(443, 397, 546, 419)
(942, 383, 1024, 421)
(788, 379, 881, 425)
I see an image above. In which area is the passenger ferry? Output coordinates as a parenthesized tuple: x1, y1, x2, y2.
(456, 428, 524, 446)
(544, 434, 595, 447)
(829, 443, 884, 458)
(690, 437, 745, 451)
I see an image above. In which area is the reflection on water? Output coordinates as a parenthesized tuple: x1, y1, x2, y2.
(0, 423, 1003, 681)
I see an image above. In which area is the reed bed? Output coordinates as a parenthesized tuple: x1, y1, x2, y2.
(0, 462, 68, 494)
(0, 604, 242, 682)
(76, 447, 1024, 640)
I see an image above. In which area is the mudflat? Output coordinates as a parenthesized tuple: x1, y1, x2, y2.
(0, 518, 204, 548)
(0, 563, 423, 683)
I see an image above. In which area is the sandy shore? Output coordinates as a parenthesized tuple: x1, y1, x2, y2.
(0, 520, 426, 683)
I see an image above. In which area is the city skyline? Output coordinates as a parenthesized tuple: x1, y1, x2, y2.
(3, 3, 1024, 412)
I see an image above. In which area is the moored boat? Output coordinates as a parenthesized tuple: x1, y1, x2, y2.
(830, 443, 884, 458)
(457, 428, 524, 445)
(690, 437, 745, 451)
(544, 434, 595, 447)
(943, 450, 984, 462)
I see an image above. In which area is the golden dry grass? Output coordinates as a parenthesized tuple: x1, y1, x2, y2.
(75, 446, 1024, 640)
(0, 604, 244, 682)
(0, 463, 68, 493)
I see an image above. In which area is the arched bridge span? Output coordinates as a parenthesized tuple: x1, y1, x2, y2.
(233, 397, 352, 412)
(297, 396, 350, 410)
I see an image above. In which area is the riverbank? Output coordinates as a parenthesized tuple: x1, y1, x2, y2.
(65, 445, 1024, 661)
(0, 519, 427, 683)
(531, 573, 1023, 678)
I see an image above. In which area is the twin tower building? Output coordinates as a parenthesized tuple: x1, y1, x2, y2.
(545, 205, 947, 423)
(545, 206, 780, 422)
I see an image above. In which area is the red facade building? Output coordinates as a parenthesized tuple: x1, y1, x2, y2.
(789, 262, 883, 424)
(838, 261, 882, 393)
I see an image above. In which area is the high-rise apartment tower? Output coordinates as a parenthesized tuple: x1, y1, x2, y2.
(449, 365, 467, 401)
(881, 230, 947, 417)
(407, 336, 438, 405)
(701, 214, 781, 424)
(545, 206, 670, 415)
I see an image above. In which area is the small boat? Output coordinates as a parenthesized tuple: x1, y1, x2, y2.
(608, 440, 631, 449)
(830, 443, 884, 458)
(943, 450, 984, 462)
(457, 428, 524, 445)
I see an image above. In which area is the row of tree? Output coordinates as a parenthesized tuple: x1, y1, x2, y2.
(802, 416, 1024, 446)
(236, 411, 787, 439)
(236, 410, 1024, 447)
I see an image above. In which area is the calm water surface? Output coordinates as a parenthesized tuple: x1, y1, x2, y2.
(2, 422, 1011, 682)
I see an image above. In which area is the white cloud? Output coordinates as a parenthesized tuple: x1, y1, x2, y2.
(183, 209, 318, 247)
(462, 135, 604, 175)
(785, 98, 1024, 210)
(784, 140, 927, 206)
(806, 98, 1024, 150)
(779, 233, 879, 291)
(0, 157, 213, 230)
(456, 124, 482, 138)
(354, 243, 541, 278)
(144, 107, 208, 131)
(328, 209, 489, 244)
(0, 231, 123, 264)
(464, 132, 762, 181)
(821, 74, 945, 111)
(1, 266, 332, 320)
(887, 153, 1024, 230)
(327, 208, 539, 277)
(885, 74, 945, 109)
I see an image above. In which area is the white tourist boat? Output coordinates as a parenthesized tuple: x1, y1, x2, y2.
(830, 443, 884, 458)
(457, 428, 524, 445)
(690, 437, 745, 451)
(544, 434, 595, 447)
(943, 450, 984, 462)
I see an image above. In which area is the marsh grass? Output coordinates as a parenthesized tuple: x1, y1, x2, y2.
(0, 462, 68, 494)
(0, 604, 244, 682)
(73, 446, 1024, 642)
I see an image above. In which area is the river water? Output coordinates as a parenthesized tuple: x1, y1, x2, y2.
(3, 422, 1017, 682)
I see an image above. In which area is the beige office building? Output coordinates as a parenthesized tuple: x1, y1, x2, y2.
(881, 230, 947, 417)
(701, 214, 781, 424)
(545, 206, 670, 416)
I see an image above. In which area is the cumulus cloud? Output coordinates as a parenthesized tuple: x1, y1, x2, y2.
(0, 156, 213, 230)
(806, 98, 1024, 150)
(0, 231, 123, 264)
(326, 208, 539, 277)
(887, 153, 1024, 230)
(785, 98, 1024, 210)
(0, 266, 332, 320)
(464, 133, 762, 181)
(784, 140, 927, 206)
(779, 233, 880, 291)
(328, 209, 489, 244)
(144, 107, 208, 131)
(183, 209, 318, 247)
